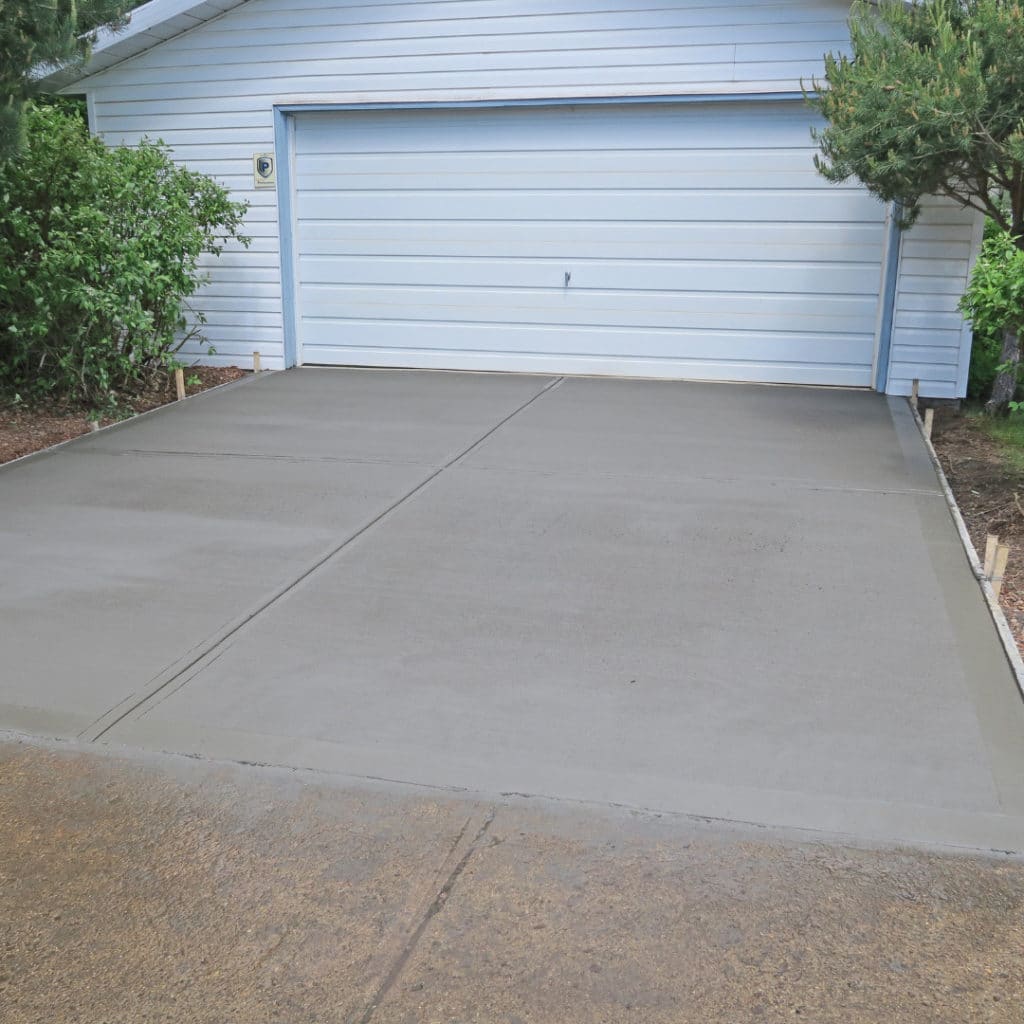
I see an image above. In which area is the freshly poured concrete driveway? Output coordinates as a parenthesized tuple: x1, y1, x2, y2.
(4, 368, 1024, 852)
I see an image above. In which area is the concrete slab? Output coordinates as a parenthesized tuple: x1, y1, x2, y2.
(0, 370, 554, 734)
(3, 368, 1024, 851)
(0, 450, 423, 730)
(75, 366, 553, 463)
(465, 376, 943, 493)
(110, 478, 1000, 807)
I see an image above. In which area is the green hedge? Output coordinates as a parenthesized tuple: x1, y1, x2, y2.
(967, 325, 1004, 401)
(0, 105, 248, 410)
(965, 219, 1024, 402)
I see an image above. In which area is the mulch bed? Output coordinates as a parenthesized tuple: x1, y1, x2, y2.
(931, 411, 1024, 655)
(0, 365, 246, 465)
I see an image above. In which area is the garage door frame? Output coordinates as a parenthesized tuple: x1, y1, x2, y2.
(272, 95, 897, 389)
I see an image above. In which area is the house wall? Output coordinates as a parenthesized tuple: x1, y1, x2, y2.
(76, 0, 979, 395)
(75, 0, 856, 372)
(888, 200, 986, 399)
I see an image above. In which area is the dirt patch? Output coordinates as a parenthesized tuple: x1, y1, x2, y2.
(931, 412, 1024, 654)
(2, 738, 1024, 1024)
(0, 365, 246, 465)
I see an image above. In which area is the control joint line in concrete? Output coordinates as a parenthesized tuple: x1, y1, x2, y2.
(79, 448, 431, 468)
(352, 808, 496, 1024)
(83, 376, 564, 744)
(0, 371, 260, 475)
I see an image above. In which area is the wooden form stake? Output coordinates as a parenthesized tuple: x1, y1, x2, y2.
(174, 367, 185, 401)
(923, 406, 934, 440)
(910, 378, 920, 411)
(984, 534, 1000, 578)
(992, 544, 1011, 600)
(253, 350, 262, 373)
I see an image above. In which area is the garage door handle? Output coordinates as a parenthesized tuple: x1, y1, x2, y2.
(564, 271, 571, 287)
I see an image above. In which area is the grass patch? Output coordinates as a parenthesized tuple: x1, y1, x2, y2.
(971, 410, 1024, 472)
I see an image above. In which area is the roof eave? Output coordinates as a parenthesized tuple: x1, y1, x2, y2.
(37, 0, 249, 91)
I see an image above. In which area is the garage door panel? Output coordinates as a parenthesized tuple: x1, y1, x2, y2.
(298, 256, 882, 296)
(300, 148, 837, 178)
(297, 168, 863, 193)
(295, 190, 884, 225)
(296, 105, 833, 154)
(303, 286, 879, 334)
(300, 220, 886, 264)
(292, 102, 887, 383)
(304, 303, 875, 337)
(302, 320, 875, 366)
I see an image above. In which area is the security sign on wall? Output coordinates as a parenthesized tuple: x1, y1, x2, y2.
(253, 152, 276, 188)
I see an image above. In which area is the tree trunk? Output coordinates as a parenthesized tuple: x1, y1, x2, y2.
(985, 326, 1022, 417)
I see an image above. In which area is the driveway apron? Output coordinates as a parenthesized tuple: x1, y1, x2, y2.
(3, 368, 1023, 852)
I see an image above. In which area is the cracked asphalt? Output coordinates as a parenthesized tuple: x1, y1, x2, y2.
(2, 737, 1023, 1024)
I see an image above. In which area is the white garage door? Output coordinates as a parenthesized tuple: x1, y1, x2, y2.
(291, 102, 887, 386)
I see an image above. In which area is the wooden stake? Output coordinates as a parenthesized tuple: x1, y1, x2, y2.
(910, 378, 920, 411)
(923, 406, 934, 440)
(992, 544, 1011, 600)
(174, 367, 185, 401)
(984, 534, 1000, 578)
(253, 350, 262, 373)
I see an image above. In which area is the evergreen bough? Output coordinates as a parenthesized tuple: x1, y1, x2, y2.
(810, 0, 1024, 411)
(1, 1, 130, 159)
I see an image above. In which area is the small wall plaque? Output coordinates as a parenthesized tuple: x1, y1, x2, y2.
(253, 152, 276, 189)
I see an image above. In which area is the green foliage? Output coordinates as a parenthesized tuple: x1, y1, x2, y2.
(809, 0, 1024, 239)
(967, 320, 1003, 400)
(0, 105, 249, 411)
(962, 226, 1024, 403)
(0, 1, 131, 159)
(967, 217, 1012, 399)
(974, 407, 1024, 469)
(961, 229, 1024, 337)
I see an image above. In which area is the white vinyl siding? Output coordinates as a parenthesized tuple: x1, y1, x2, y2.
(292, 102, 886, 385)
(80, 0, 855, 373)
(85, 0, 854, 103)
(73, 0, 980, 395)
(887, 199, 984, 399)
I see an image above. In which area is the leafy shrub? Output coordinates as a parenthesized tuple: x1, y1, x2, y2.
(961, 226, 1024, 404)
(0, 105, 248, 410)
(967, 323, 1003, 401)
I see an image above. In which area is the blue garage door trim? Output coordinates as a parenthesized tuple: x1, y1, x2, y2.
(277, 97, 887, 386)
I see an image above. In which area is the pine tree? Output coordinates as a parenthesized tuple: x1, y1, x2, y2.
(0, 1, 130, 159)
(810, 1, 1024, 410)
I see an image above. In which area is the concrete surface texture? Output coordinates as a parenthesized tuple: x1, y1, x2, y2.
(2, 368, 1024, 853)
(2, 738, 1023, 1024)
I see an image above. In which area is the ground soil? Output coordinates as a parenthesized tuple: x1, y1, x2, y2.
(931, 411, 1024, 654)
(0, 365, 246, 465)
(2, 737, 1023, 1024)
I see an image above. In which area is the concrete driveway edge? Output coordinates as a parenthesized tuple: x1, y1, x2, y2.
(905, 397, 1024, 703)
(0, 367, 263, 475)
